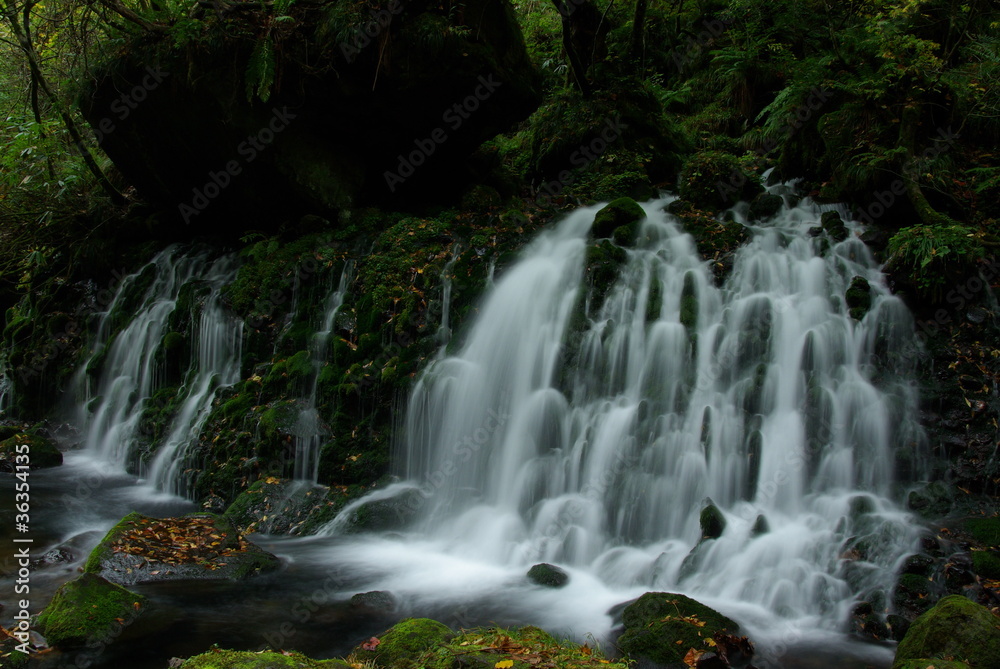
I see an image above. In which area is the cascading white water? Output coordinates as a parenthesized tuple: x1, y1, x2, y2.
(73, 247, 242, 495)
(146, 258, 243, 496)
(322, 192, 925, 654)
(292, 264, 353, 482)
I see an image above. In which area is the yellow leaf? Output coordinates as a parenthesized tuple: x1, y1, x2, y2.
(580, 644, 592, 656)
(495, 661, 514, 669)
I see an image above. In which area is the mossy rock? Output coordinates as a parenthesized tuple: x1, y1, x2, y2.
(617, 592, 739, 666)
(84, 512, 280, 585)
(893, 595, 1000, 668)
(747, 192, 783, 221)
(179, 649, 352, 668)
(894, 661, 970, 669)
(908, 482, 954, 519)
(0, 433, 62, 469)
(414, 625, 628, 669)
(821, 211, 849, 242)
(35, 573, 145, 648)
(893, 573, 934, 616)
(965, 517, 1000, 546)
(353, 618, 454, 668)
(700, 502, 726, 540)
(846, 276, 873, 321)
(972, 551, 1000, 579)
(527, 563, 569, 588)
(678, 151, 763, 212)
(592, 198, 645, 246)
(337, 487, 424, 533)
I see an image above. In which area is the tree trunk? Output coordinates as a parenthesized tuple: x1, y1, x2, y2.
(3, 0, 124, 204)
(629, 0, 647, 62)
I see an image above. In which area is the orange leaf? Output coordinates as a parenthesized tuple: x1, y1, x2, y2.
(682, 648, 703, 667)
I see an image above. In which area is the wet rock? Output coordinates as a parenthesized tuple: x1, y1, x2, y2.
(846, 276, 872, 321)
(615, 592, 743, 667)
(886, 614, 911, 641)
(902, 554, 936, 577)
(746, 193, 783, 222)
(336, 487, 424, 533)
(907, 482, 954, 519)
(527, 563, 569, 588)
(350, 590, 398, 613)
(0, 432, 63, 470)
(751, 515, 769, 537)
(36, 573, 146, 648)
(592, 198, 645, 246)
(29, 547, 75, 570)
(700, 501, 727, 540)
(892, 595, 1000, 668)
(85, 511, 279, 586)
(893, 573, 934, 617)
(821, 211, 848, 242)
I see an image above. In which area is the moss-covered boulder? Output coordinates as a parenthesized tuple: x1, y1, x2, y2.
(35, 573, 145, 648)
(352, 618, 454, 668)
(678, 151, 763, 212)
(747, 192, 784, 221)
(0, 432, 62, 469)
(413, 625, 628, 669)
(892, 595, 1000, 668)
(527, 563, 569, 588)
(84, 512, 279, 586)
(821, 211, 849, 242)
(700, 502, 726, 540)
(616, 592, 741, 666)
(666, 200, 749, 282)
(846, 276, 872, 320)
(179, 649, 352, 669)
(592, 198, 645, 246)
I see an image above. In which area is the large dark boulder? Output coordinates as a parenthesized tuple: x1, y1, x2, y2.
(36, 573, 146, 648)
(78, 2, 540, 233)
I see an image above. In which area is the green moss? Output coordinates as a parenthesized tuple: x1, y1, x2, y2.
(678, 151, 762, 212)
(83, 511, 146, 574)
(0, 433, 62, 468)
(180, 649, 351, 668)
(893, 595, 1000, 668)
(846, 276, 873, 321)
(680, 272, 699, 330)
(972, 550, 1000, 579)
(965, 517, 1000, 546)
(353, 618, 454, 668)
(526, 563, 569, 587)
(894, 661, 970, 669)
(699, 503, 726, 539)
(592, 197, 645, 244)
(618, 593, 739, 666)
(36, 573, 145, 648)
(413, 625, 627, 669)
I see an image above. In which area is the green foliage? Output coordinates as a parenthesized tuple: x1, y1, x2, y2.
(246, 38, 276, 103)
(886, 224, 985, 296)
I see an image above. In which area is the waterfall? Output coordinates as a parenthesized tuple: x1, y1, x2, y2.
(146, 264, 243, 496)
(292, 263, 353, 482)
(324, 193, 925, 645)
(73, 246, 242, 495)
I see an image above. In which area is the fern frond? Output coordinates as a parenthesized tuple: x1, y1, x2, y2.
(246, 37, 276, 103)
